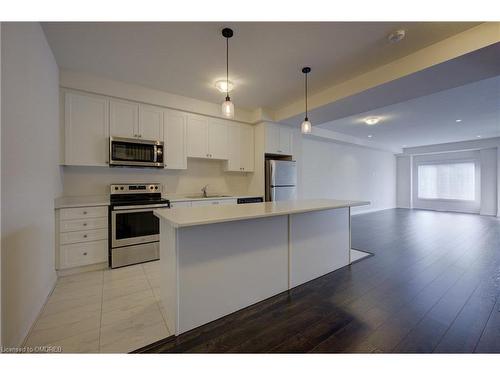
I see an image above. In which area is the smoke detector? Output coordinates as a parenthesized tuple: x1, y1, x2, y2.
(387, 29, 406, 44)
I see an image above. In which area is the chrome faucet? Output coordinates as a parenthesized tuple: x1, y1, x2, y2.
(201, 184, 209, 198)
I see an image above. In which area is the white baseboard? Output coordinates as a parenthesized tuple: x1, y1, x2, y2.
(351, 207, 396, 215)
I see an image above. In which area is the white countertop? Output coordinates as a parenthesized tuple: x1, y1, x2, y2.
(167, 194, 262, 202)
(55, 195, 110, 209)
(54, 194, 263, 208)
(154, 199, 369, 228)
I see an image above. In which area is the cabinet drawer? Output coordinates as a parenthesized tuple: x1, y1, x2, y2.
(60, 228, 108, 245)
(60, 206, 108, 221)
(59, 240, 108, 269)
(60, 217, 108, 233)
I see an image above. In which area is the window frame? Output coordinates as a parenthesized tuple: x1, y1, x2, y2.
(415, 159, 479, 203)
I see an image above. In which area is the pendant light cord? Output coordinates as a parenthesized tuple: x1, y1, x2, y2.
(226, 36, 229, 99)
(305, 72, 308, 119)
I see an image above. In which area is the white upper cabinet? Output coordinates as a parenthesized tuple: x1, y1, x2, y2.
(64, 91, 109, 167)
(186, 114, 209, 158)
(240, 125, 254, 172)
(225, 123, 254, 172)
(110, 99, 139, 138)
(186, 115, 228, 160)
(164, 110, 187, 170)
(110, 99, 163, 140)
(140, 105, 164, 140)
(265, 124, 293, 155)
(207, 119, 228, 160)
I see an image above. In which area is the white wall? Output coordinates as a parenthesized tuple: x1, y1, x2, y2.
(62, 158, 251, 197)
(1, 23, 62, 347)
(0, 21, 3, 346)
(396, 156, 412, 208)
(480, 148, 498, 216)
(297, 136, 397, 214)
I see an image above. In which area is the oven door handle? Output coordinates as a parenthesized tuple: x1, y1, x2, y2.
(112, 204, 170, 211)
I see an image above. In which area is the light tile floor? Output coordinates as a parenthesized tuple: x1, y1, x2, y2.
(23, 261, 170, 353)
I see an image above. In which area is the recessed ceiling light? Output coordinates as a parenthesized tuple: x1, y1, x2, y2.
(215, 79, 234, 93)
(364, 117, 381, 125)
(387, 29, 406, 44)
(455, 119, 462, 123)
(367, 134, 373, 138)
(476, 135, 482, 138)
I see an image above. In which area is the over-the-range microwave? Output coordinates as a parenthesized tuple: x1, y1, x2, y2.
(109, 137, 164, 168)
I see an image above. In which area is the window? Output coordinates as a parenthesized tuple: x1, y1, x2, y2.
(417, 162, 476, 201)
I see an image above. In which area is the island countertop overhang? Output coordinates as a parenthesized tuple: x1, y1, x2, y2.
(154, 199, 369, 228)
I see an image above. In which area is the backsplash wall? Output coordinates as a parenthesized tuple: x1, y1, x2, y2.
(62, 158, 252, 197)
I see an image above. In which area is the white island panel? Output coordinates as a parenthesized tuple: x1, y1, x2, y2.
(175, 216, 289, 334)
(289, 208, 350, 288)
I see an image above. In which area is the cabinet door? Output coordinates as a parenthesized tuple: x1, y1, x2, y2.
(208, 120, 228, 159)
(225, 124, 241, 171)
(186, 115, 209, 158)
(110, 99, 139, 138)
(278, 127, 292, 155)
(265, 124, 280, 154)
(164, 110, 187, 170)
(240, 125, 254, 172)
(140, 105, 163, 140)
(64, 92, 109, 166)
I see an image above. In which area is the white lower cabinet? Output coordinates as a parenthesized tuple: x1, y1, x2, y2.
(59, 240, 108, 269)
(190, 199, 238, 207)
(170, 201, 192, 208)
(56, 206, 109, 271)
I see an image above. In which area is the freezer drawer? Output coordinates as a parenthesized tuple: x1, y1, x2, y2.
(270, 186, 297, 201)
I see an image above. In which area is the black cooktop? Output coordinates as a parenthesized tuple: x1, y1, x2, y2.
(110, 193, 170, 207)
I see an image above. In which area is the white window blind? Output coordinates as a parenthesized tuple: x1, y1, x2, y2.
(417, 162, 476, 201)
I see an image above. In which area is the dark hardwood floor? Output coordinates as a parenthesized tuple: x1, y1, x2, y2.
(135, 209, 500, 353)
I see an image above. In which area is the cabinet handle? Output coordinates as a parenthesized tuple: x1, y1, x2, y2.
(83, 234, 88, 238)
(83, 223, 87, 227)
(83, 211, 87, 215)
(83, 252, 87, 256)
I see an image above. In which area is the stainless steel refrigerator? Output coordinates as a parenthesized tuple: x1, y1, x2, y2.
(265, 160, 297, 201)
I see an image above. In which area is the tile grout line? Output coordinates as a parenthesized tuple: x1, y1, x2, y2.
(143, 263, 171, 336)
(98, 270, 105, 353)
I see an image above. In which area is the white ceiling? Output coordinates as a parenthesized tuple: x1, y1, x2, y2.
(317, 75, 500, 149)
(41, 22, 478, 110)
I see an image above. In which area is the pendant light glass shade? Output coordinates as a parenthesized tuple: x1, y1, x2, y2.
(221, 28, 235, 119)
(301, 67, 312, 135)
(221, 97, 234, 119)
(301, 118, 312, 134)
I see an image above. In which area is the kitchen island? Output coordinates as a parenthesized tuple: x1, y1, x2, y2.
(154, 199, 369, 335)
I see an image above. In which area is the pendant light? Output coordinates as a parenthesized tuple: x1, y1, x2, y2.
(300, 67, 312, 134)
(221, 28, 234, 119)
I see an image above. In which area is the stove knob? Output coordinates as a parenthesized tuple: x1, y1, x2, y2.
(114, 187, 119, 190)
(155, 186, 158, 190)
(120, 187, 124, 190)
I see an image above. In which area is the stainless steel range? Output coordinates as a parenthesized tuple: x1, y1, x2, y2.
(109, 183, 170, 268)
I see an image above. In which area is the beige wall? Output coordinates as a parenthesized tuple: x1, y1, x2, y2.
(62, 158, 252, 197)
(1, 23, 62, 347)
